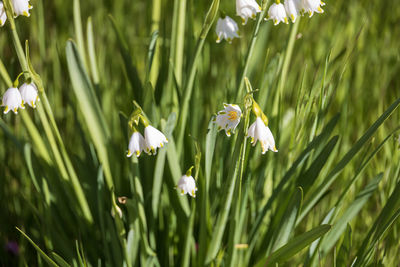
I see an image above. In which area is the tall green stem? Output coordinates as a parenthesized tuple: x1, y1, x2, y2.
(5, 4, 93, 222)
(236, 0, 270, 102)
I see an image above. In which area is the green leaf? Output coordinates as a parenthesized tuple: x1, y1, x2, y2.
(299, 97, 400, 223)
(152, 114, 176, 218)
(297, 136, 339, 192)
(336, 224, 352, 267)
(270, 187, 303, 252)
(16, 227, 59, 267)
(354, 179, 400, 266)
(249, 114, 340, 242)
(66, 40, 113, 188)
(320, 173, 383, 255)
(108, 15, 143, 103)
(255, 225, 331, 267)
(51, 252, 71, 267)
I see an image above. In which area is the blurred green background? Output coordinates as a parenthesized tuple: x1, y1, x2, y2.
(0, 0, 399, 266)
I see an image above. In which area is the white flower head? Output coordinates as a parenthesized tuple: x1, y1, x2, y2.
(0, 2, 7, 27)
(216, 16, 240, 44)
(19, 82, 39, 108)
(301, 0, 325, 17)
(127, 131, 147, 157)
(1, 87, 24, 114)
(177, 174, 197, 198)
(214, 103, 242, 137)
(284, 0, 301, 23)
(236, 0, 261, 25)
(144, 125, 168, 155)
(12, 0, 32, 17)
(247, 117, 278, 154)
(267, 3, 288, 25)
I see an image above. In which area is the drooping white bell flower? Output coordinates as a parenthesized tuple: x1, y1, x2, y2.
(284, 0, 301, 23)
(236, 0, 261, 25)
(213, 103, 242, 137)
(127, 131, 147, 157)
(247, 117, 278, 154)
(177, 174, 197, 198)
(19, 82, 39, 108)
(267, 3, 288, 25)
(12, 0, 32, 17)
(216, 16, 240, 44)
(144, 125, 168, 155)
(1, 87, 24, 114)
(0, 2, 7, 27)
(301, 0, 325, 17)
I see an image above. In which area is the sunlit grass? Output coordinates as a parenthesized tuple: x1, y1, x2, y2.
(0, 0, 399, 266)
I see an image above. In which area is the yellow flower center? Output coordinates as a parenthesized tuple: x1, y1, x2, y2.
(228, 111, 238, 121)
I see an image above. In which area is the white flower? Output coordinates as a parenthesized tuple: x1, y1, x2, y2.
(236, 0, 261, 25)
(19, 82, 39, 108)
(267, 3, 288, 25)
(216, 16, 240, 44)
(284, 0, 301, 22)
(1, 87, 24, 114)
(144, 125, 168, 155)
(301, 0, 325, 17)
(127, 131, 147, 157)
(214, 103, 242, 137)
(247, 117, 278, 154)
(0, 2, 7, 27)
(12, 0, 32, 17)
(177, 174, 197, 197)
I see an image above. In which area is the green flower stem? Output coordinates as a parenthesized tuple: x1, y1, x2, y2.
(272, 19, 299, 115)
(176, 0, 220, 154)
(236, 0, 271, 102)
(7, 15, 93, 223)
(0, 58, 51, 164)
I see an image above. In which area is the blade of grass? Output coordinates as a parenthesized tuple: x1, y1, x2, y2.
(16, 227, 59, 267)
(298, 97, 400, 224)
(255, 225, 331, 267)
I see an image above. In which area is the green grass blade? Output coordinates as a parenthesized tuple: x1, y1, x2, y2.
(51, 252, 71, 267)
(66, 40, 113, 188)
(152, 114, 176, 218)
(299, 97, 400, 223)
(255, 225, 331, 267)
(320, 173, 383, 255)
(270, 187, 303, 253)
(249, 114, 339, 242)
(354, 179, 400, 266)
(108, 15, 143, 103)
(336, 224, 352, 267)
(86, 17, 100, 84)
(16, 227, 59, 267)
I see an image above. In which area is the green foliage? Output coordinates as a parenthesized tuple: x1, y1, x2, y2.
(0, 0, 399, 266)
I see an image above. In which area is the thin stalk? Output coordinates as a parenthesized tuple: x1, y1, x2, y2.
(149, 0, 162, 86)
(271, 20, 299, 115)
(175, 0, 187, 87)
(0, 58, 51, 164)
(176, 0, 219, 153)
(236, 0, 270, 102)
(6, 8, 93, 222)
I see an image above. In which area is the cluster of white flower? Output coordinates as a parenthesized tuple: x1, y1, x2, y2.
(215, 0, 262, 44)
(267, 0, 325, 25)
(127, 125, 168, 158)
(0, 0, 32, 26)
(213, 102, 278, 154)
(215, 0, 326, 42)
(1, 82, 38, 114)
